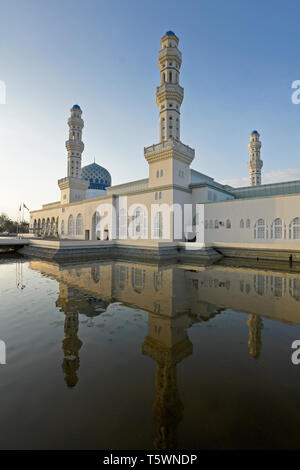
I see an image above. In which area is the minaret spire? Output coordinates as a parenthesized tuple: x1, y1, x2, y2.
(156, 31, 183, 142)
(58, 104, 88, 204)
(247, 130, 263, 186)
(66, 104, 84, 178)
(144, 32, 194, 191)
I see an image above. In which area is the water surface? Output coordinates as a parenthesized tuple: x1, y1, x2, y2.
(1, 255, 300, 449)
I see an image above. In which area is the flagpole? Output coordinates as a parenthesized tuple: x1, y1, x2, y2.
(22, 204, 30, 235)
(17, 205, 19, 238)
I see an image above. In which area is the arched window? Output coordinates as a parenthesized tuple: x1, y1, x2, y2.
(162, 72, 165, 83)
(289, 278, 300, 301)
(68, 215, 74, 236)
(153, 272, 163, 291)
(156, 170, 159, 178)
(116, 266, 129, 289)
(240, 219, 244, 229)
(45, 218, 50, 235)
(153, 212, 163, 239)
(92, 211, 101, 240)
(254, 219, 265, 239)
(289, 217, 300, 239)
(76, 213, 83, 235)
(61, 220, 65, 235)
(160, 169, 163, 177)
(272, 276, 283, 297)
(254, 274, 265, 295)
(91, 265, 100, 283)
(131, 268, 146, 294)
(119, 208, 127, 239)
(214, 220, 219, 229)
(246, 218, 251, 228)
(132, 206, 147, 239)
(273, 218, 282, 239)
(169, 71, 172, 82)
(226, 219, 231, 229)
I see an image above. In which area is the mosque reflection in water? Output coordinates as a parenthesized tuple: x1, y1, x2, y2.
(29, 259, 300, 449)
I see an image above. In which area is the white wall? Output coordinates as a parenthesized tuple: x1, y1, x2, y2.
(202, 194, 300, 247)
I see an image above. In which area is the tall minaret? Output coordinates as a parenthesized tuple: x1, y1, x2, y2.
(145, 32, 194, 192)
(247, 130, 263, 186)
(58, 105, 88, 204)
(156, 31, 183, 142)
(66, 104, 84, 178)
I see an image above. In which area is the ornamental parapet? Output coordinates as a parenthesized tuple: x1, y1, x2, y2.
(156, 83, 183, 94)
(158, 48, 182, 66)
(65, 139, 84, 152)
(68, 117, 84, 127)
(58, 176, 89, 190)
(144, 138, 195, 159)
(247, 160, 263, 170)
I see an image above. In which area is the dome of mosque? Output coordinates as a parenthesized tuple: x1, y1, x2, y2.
(81, 162, 111, 190)
(72, 104, 81, 109)
(166, 31, 175, 35)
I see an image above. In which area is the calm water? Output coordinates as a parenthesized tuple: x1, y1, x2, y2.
(1, 255, 300, 449)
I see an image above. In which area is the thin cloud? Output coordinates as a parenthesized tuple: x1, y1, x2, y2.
(220, 168, 300, 188)
(220, 176, 249, 187)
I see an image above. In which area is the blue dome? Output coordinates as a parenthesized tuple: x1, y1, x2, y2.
(72, 104, 81, 109)
(166, 30, 175, 35)
(251, 130, 258, 135)
(81, 162, 111, 191)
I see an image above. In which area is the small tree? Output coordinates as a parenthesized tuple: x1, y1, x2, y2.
(0, 213, 29, 234)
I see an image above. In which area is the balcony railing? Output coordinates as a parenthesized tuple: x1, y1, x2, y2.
(144, 139, 194, 158)
(156, 83, 184, 95)
(158, 48, 182, 62)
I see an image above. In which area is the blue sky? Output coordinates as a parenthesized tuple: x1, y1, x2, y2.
(1, 0, 300, 219)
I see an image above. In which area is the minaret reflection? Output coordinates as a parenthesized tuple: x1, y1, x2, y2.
(247, 314, 263, 359)
(142, 312, 193, 450)
(56, 284, 83, 388)
(56, 280, 109, 388)
(56, 280, 110, 388)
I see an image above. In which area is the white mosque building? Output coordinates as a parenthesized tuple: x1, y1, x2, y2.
(29, 31, 300, 262)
